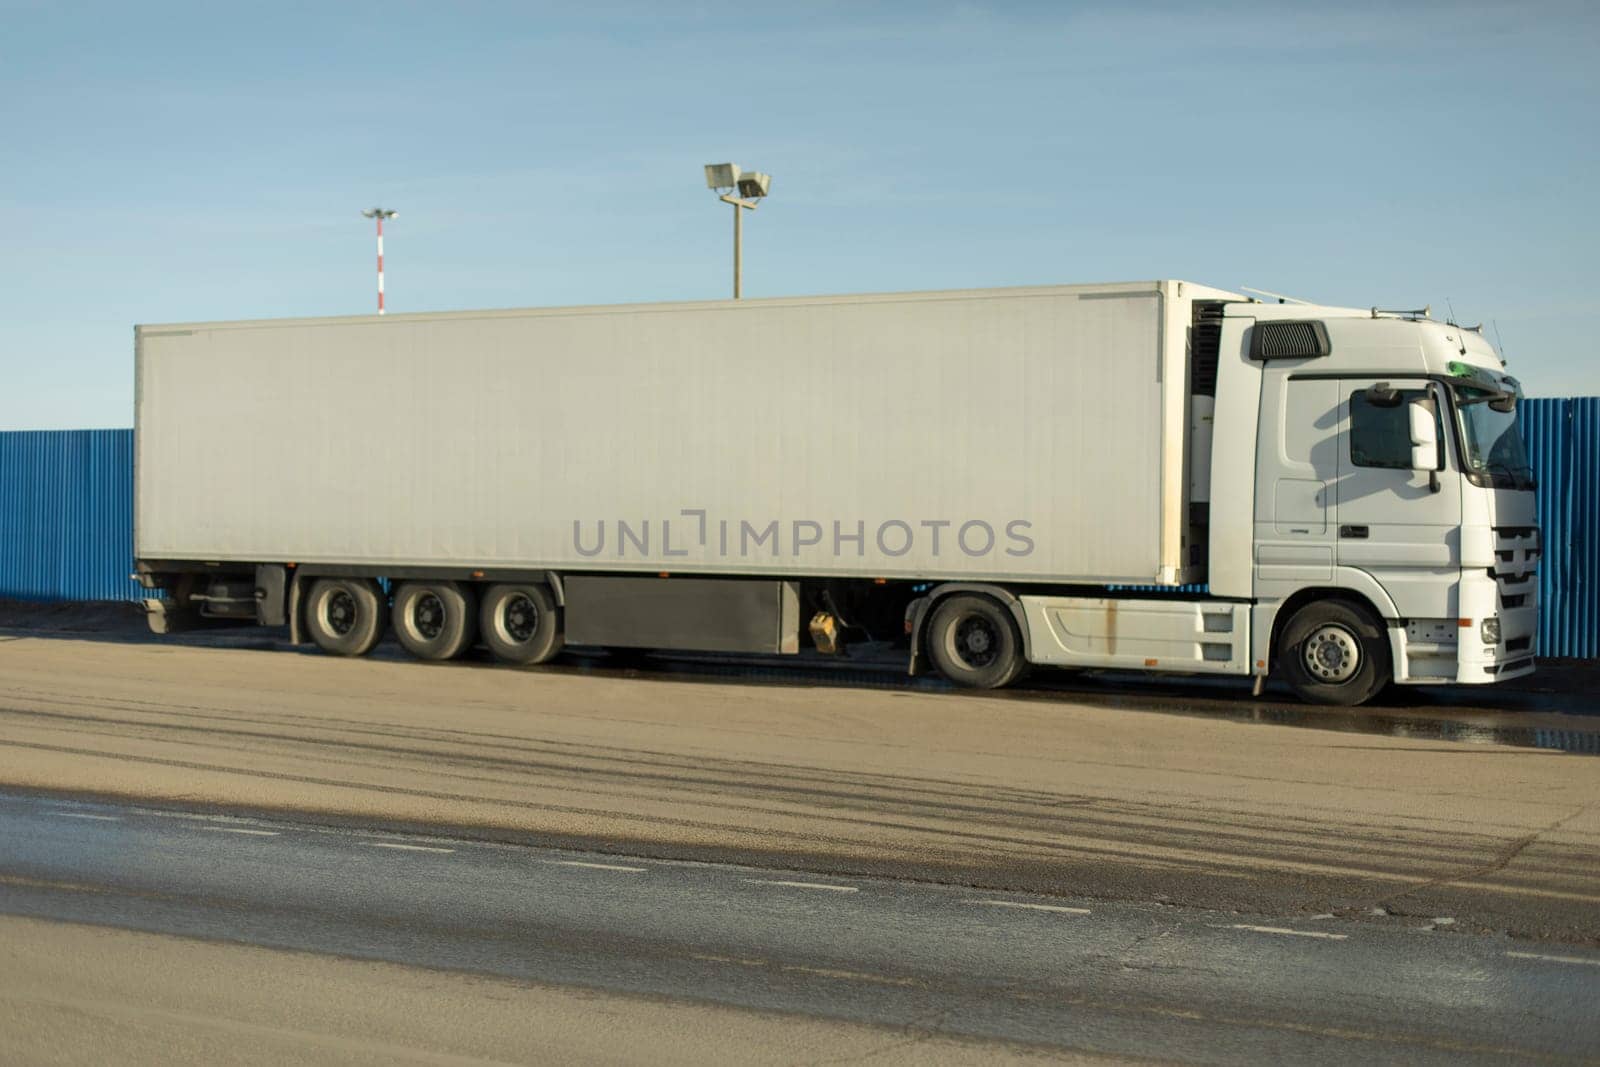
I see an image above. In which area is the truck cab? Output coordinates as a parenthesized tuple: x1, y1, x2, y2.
(1209, 301, 1539, 703)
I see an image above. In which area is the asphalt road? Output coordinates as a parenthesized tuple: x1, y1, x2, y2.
(3, 792, 1598, 1065)
(1, 626, 1597, 946)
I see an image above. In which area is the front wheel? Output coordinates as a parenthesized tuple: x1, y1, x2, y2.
(1276, 600, 1390, 706)
(924, 594, 1025, 689)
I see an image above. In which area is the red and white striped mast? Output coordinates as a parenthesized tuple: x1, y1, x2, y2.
(360, 207, 398, 314)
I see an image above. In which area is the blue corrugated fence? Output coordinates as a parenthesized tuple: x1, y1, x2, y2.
(1, 407, 1596, 658)
(1520, 397, 1599, 659)
(0, 429, 142, 603)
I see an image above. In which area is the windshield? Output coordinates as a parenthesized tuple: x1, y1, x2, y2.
(1453, 384, 1535, 490)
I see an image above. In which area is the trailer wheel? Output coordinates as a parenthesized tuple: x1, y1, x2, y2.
(479, 583, 563, 665)
(925, 594, 1025, 689)
(304, 578, 386, 657)
(391, 581, 477, 661)
(1277, 600, 1390, 706)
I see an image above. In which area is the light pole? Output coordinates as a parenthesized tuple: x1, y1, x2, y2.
(361, 207, 398, 314)
(703, 164, 771, 299)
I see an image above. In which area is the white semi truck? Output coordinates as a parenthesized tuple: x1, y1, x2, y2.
(133, 280, 1539, 705)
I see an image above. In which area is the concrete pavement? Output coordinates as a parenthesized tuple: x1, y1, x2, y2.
(0, 632, 1596, 942)
(0, 918, 1080, 1066)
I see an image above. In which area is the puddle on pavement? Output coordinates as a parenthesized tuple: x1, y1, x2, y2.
(555, 651, 1600, 756)
(1116, 699, 1600, 755)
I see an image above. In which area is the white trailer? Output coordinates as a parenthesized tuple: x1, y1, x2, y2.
(135, 280, 1540, 704)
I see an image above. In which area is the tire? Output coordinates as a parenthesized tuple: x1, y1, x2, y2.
(478, 583, 563, 665)
(392, 581, 477, 661)
(1276, 599, 1390, 706)
(304, 578, 386, 657)
(924, 594, 1025, 689)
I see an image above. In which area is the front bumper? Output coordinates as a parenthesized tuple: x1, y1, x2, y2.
(1455, 570, 1538, 683)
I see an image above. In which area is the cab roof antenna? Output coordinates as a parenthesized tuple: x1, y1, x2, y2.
(1442, 298, 1483, 334)
(1240, 286, 1312, 305)
(1446, 294, 1478, 331)
(1446, 299, 1467, 354)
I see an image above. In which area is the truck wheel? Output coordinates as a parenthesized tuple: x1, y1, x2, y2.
(925, 594, 1025, 689)
(392, 581, 477, 661)
(1277, 600, 1390, 706)
(479, 583, 563, 665)
(304, 578, 386, 657)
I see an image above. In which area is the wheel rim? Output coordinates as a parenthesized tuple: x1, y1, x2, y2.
(948, 613, 1000, 670)
(324, 590, 357, 636)
(499, 593, 539, 645)
(1302, 623, 1360, 683)
(410, 593, 446, 640)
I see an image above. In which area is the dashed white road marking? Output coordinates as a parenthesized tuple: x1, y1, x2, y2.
(1506, 951, 1600, 967)
(691, 952, 768, 967)
(781, 964, 918, 987)
(551, 860, 647, 872)
(363, 842, 455, 854)
(1226, 924, 1348, 941)
(967, 899, 1091, 915)
(56, 813, 120, 822)
(140, 810, 236, 823)
(688, 954, 915, 987)
(745, 879, 859, 893)
(201, 827, 279, 837)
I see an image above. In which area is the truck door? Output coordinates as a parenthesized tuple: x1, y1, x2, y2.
(1333, 378, 1460, 617)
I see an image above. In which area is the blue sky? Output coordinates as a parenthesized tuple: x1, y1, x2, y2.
(2, 1, 1596, 428)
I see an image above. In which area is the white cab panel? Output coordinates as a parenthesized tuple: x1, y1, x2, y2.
(1253, 376, 1339, 595)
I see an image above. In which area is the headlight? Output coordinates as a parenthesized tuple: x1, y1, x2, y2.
(1480, 617, 1501, 644)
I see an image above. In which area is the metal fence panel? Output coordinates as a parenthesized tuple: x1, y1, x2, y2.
(1521, 397, 1599, 659)
(0, 429, 141, 602)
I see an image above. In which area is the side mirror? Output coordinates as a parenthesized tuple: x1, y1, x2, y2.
(1408, 399, 1439, 471)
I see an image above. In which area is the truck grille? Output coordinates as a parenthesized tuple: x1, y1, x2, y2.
(1490, 526, 1540, 582)
(1490, 526, 1539, 626)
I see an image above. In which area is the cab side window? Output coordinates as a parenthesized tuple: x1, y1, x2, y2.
(1349, 389, 1433, 470)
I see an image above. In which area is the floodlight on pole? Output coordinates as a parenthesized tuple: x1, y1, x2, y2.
(361, 207, 398, 314)
(703, 163, 770, 299)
